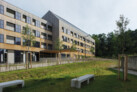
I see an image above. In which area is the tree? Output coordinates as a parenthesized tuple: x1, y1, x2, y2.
(70, 42, 76, 51)
(55, 38, 63, 51)
(22, 25, 36, 69)
(55, 38, 63, 64)
(106, 32, 118, 58)
(115, 15, 129, 54)
(70, 42, 77, 59)
(90, 47, 95, 55)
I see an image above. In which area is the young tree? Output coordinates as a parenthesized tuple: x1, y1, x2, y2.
(55, 38, 63, 51)
(115, 15, 129, 54)
(70, 42, 77, 59)
(55, 38, 63, 63)
(22, 25, 36, 69)
(70, 42, 76, 51)
(90, 47, 95, 55)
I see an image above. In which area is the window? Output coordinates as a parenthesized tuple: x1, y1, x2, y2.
(66, 29, 68, 34)
(63, 45, 67, 49)
(34, 41, 40, 48)
(68, 30, 70, 35)
(41, 33, 47, 39)
(23, 15, 27, 22)
(36, 20, 40, 27)
(0, 20, 4, 29)
(48, 35, 52, 40)
(15, 24, 21, 33)
(0, 49, 7, 63)
(80, 43, 83, 47)
(6, 8, 15, 18)
(0, 5, 4, 14)
(41, 43, 46, 49)
(36, 30, 40, 37)
(15, 37, 21, 45)
(15, 11, 21, 20)
(27, 16, 31, 24)
(62, 36, 67, 42)
(6, 36, 14, 44)
(14, 51, 23, 63)
(41, 23, 46, 29)
(48, 44, 52, 50)
(0, 34, 4, 43)
(71, 39, 73, 43)
(23, 39, 30, 46)
(32, 19, 36, 26)
(62, 27, 64, 32)
(32, 30, 36, 36)
(6, 22, 15, 31)
(48, 25, 52, 31)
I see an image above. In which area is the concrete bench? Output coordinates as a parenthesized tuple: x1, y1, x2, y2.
(71, 74, 94, 88)
(0, 80, 24, 92)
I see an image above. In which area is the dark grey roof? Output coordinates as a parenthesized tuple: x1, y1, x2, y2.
(48, 11, 95, 42)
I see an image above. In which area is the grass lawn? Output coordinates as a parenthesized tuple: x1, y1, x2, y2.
(0, 60, 137, 92)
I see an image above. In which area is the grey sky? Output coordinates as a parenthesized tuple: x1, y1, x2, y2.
(5, 0, 137, 35)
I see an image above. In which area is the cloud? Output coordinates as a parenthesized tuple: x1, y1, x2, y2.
(5, 0, 137, 35)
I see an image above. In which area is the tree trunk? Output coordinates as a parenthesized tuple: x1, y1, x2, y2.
(30, 52, 32, 68)
(26, 52, 28, 69)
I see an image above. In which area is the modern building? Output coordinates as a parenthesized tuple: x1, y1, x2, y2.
(0, 0, 95, 64)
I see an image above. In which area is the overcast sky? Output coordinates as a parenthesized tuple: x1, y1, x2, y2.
(5, 0, 137, 35)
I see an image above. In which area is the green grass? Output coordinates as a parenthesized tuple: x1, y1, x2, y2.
(0, 60, 137, 92)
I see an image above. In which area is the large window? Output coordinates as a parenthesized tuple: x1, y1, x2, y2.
(36, 20, 40, 27)
(0, 34, 4, 43)
(6, 35, 14, 44)
(48, 44, 52, 50)
(48, 25, 52, 31)
(15, 37, 21, 45)
(0, 19, 4, 29)
(27, 16, 31, 24)
(41, 43, 46, 49)
(0, 5, 4, 14)
(41, 32, 47, 39)
(0, 49, 7, 63)
(6, 22, 15, 31)
(36, 30, 40, 37)
(48, 35, 52, 40)
(15, 24, 21, 33)
(15, 11, 21, 20)
(14, 51, 23, 63)
(62, 36, 67, 42)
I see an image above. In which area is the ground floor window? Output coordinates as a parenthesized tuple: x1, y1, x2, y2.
(0, 49, 7, 63)
(61, 54, 66, 58)
(14, 50, 23, 63)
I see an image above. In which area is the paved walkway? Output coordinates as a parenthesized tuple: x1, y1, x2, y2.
(114, 68, 137, 76)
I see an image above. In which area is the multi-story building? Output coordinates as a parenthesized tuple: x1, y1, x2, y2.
(42, 11, 95, 58)
(0, 0, 95, 64)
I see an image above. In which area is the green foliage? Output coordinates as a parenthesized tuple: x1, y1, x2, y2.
(90, 47, 95, 54)
(115, 15, 129, 54)
(92, 15, 137, 58)
(70, 42, 76, 51)
(55, 38, 63, 50)
(22, 25, 36, 47)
